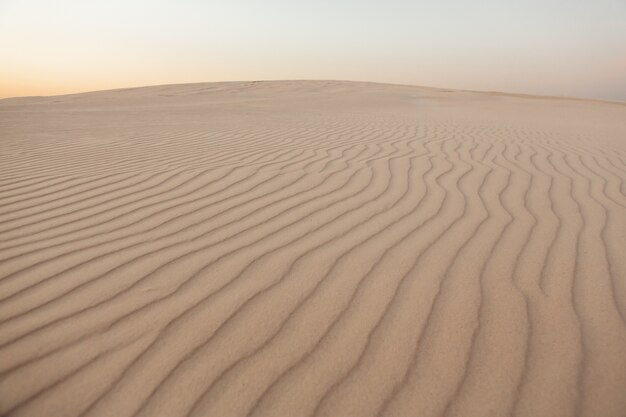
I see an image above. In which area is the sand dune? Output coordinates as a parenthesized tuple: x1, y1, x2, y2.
(0, 80, 625, 417)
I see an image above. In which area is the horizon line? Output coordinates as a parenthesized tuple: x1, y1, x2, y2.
(2, 79, 624, 106)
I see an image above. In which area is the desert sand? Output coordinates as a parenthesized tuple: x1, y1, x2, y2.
(0, 80, 625, 417)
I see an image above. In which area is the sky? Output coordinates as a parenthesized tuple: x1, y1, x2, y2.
(1, 0, 625, 100)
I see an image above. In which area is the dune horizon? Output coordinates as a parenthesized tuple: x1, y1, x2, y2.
(2, 80, 626, 105)
(1, 80, 625, 417)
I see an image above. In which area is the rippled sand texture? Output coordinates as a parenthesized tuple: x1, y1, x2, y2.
(1, 81, 625, 417)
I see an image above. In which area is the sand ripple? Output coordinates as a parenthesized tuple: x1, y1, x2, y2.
(1, 81, 625, 417)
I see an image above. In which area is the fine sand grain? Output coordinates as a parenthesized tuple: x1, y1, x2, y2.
(0, 80, 625, 417)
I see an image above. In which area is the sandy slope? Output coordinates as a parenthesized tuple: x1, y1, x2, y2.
(0, 80, 625, 417)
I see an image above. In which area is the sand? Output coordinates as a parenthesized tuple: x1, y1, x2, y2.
(0, 80, 625, 417)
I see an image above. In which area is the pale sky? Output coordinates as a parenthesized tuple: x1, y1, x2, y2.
(1, 0, 625, 100)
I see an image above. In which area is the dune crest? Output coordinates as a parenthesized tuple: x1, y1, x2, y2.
(1, 80, 625, 417)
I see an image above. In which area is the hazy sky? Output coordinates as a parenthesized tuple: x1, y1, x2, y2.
(1, 0, 625, 100)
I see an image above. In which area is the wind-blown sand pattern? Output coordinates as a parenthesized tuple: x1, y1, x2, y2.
(1, 80, 625, 417)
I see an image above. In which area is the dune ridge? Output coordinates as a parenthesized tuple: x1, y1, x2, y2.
(0, 80, 625, 417)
